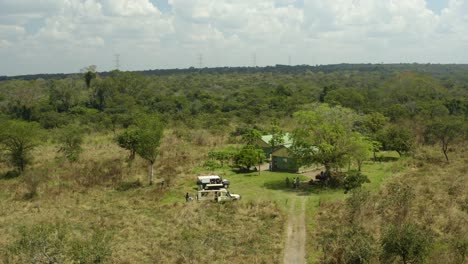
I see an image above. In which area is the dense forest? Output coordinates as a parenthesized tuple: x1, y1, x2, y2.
(0, 64, 467, 263)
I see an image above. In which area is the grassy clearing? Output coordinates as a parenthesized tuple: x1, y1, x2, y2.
(0, 131, 287, 263)
(164, 151, 404, 264)
(0, 127, 407, 263)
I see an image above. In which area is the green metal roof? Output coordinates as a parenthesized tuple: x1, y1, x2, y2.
(261, 133, 293, 146)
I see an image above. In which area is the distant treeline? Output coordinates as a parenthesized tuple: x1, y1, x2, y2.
(2, 63, 468, 81)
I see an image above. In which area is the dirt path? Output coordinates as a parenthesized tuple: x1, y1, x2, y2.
(283, 197, 307, 264)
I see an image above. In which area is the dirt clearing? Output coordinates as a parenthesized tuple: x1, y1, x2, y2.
(283, 197, 307, 264)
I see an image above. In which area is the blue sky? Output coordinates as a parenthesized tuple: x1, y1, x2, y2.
(426, 0, 449, 13)
(0, 0, 466, 76)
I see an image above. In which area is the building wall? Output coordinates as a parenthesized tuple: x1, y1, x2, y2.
(272, 156, 298, 172)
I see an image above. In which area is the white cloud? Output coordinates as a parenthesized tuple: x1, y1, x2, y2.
(102, 0, 160, 16)
(0, 0, 467, 75)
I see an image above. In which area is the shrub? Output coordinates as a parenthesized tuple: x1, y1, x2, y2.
(56, 123, 85, 162)
(381, 223, 433, 264)
(6, 224, 67, 263)
(343, 170, 370, 193)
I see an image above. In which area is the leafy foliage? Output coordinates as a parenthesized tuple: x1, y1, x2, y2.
(0, 120, 43, 172)
(343, 170, 370, 193)
(116, 130, 139, 160)
(234, 145, 265, 171)
(57, 123, 85, 162)
(425, 117, 466, 161)
(379, 124, 414, 156)
(117, 114, 164, 184)
(382, 223, 433, 264)
(292, 104, 361, 173)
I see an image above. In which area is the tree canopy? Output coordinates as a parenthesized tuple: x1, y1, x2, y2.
(291, 104, 362, 174)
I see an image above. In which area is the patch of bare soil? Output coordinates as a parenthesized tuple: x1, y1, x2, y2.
(283, 198, 306, 264)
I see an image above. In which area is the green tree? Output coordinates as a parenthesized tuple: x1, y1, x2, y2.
(48, 79, 80, 113)
(4, 81, 44, 121)
(57, 123, 85, 162)
(425, 117, 466, 162)
(234, 145, 265, 172)
(343, 170, 370, 194)
(382, 223, 433, 264)
(379, 125, 414, 157)
(324, 87, 366, 110)
(361, 112, 388, 135)
(268, 122, 285, 151)
(133, 115, 164, 185)
(90, 79, 115, 111)
(241, 128, 262, 145)
(116, 130, 139, 161)
(348, 136, 373, 171)
(0, 120, 42, 172)
(291, 104, 360, 176)
(81, 65, 97, 89)
(208, 148, 237, 167)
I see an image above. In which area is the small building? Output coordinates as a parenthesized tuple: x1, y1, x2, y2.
(271, 144, 300, 172)
(256, 133, 300, 172)
(258, 133, 294, 156)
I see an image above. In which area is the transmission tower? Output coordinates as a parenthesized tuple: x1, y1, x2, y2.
(114, 54, 120, 70)
(252, 53, 257, 67)
(198, 53, 203, 69)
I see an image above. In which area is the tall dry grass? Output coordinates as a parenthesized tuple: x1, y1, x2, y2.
(312, 144, 468, 263)
(0, 128, 285, 263)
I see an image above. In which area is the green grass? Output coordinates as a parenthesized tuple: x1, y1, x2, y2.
(0, 130, 407, 263)
(160, 153, 404, 264)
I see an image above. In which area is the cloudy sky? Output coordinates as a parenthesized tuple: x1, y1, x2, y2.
(0, 0, 467, 76)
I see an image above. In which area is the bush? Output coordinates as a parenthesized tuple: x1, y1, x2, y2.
(381, 223, 433, 264)
(6, 224, 67, 263)
(343, 170, 370, 193)
(0, 120, 43, 172)
(56, 123, 85, 162)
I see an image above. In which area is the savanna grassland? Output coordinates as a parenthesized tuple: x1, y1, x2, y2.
(0, 64, 467, 263)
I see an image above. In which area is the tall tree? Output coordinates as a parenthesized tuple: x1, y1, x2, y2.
(116, 130, 139, 161)
(425, 117, 466, 162)
(379, 125, 414, 157)
(234, 145, 265, 172)
(81, 65, 97, 89)
(121, 115, 164, 185)
(291, 104, 361, 176)
(268, 122, 285, 151)
(241, 128, 262, 146)
(0, 120, 43, 172)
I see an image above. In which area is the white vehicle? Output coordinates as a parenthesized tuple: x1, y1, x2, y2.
(196, 188, 241, 202)
(197, 175, 230, 190)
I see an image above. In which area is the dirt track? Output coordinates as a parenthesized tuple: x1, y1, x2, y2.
(283, 197, 307, 264)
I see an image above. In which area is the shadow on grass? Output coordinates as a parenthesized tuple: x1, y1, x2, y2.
(115, 180, 143, 191)
(0, 170, 20, 180)
(263, 179, 344, 196)
(263, 179, 317, 196)
(373, 156, 399, 162)
(231, 169, 262, 176)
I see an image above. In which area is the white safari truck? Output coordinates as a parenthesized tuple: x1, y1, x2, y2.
(196, 188, 241, 202)
(196, 175, 230, 190)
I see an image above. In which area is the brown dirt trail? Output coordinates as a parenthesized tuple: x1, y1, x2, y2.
(283, 197, 307, 264)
